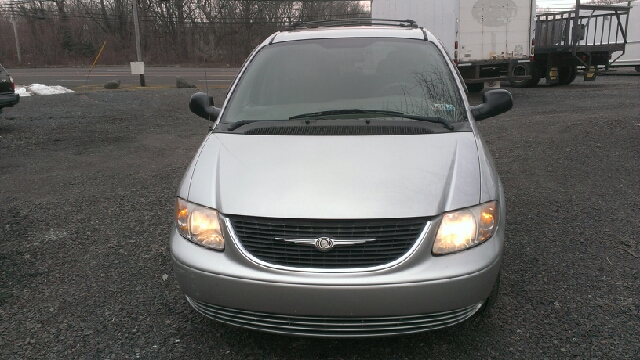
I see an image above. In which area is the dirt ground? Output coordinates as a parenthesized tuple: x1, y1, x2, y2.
(1, 74, 638, 359)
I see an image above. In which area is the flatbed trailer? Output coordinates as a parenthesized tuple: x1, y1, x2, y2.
(512, 1, 632, 87)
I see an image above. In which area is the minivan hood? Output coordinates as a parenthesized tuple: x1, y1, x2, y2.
(186, 133, 481, 219)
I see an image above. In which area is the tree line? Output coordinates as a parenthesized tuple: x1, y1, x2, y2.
(0, 0, 369, 67)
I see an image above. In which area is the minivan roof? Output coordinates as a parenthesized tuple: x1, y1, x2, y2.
(271, 26, 427, 43)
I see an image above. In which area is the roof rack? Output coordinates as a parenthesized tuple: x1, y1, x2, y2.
(285, 18, 418, 31)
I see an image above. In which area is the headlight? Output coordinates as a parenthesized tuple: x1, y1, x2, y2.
(175, 197, 224, 250)
(433, 201, 498, 255)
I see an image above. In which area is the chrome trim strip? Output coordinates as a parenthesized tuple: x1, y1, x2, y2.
(275, 237, 377, 246)
(224, 216, 432, 273)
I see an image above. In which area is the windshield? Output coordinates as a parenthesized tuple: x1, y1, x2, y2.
(221, 37, 467, 125)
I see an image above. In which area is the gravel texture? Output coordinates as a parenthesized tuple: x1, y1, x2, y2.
(0, 75, 638, 359)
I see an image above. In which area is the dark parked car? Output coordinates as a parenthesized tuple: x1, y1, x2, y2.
(0, 64, 20, 113)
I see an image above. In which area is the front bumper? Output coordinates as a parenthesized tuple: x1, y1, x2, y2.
(171, 218, 503, 336)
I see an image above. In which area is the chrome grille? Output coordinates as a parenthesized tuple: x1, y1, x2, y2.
(187, 297, 482, 338)
(226, 216, 430, 269)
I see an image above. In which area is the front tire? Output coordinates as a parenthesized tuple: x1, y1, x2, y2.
(476, 272, 501, 317)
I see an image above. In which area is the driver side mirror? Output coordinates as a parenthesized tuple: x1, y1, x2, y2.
(189, 92, 221, 121)
(470, 89, 513, 121)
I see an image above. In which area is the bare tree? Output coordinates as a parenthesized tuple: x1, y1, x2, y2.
(0, 0, 369, 67)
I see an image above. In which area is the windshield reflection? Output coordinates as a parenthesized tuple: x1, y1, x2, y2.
(221, 38, 467, 125)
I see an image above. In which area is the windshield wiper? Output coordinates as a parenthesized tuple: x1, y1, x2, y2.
(289, 109, 454, 130)
(222, 119, 290, 131)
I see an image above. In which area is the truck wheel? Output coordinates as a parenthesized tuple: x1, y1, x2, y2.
(558, 66, 577, 85)
(509, 63, 541, 88)
(467, 83, 484, 93)
(635, 66, 640, 73)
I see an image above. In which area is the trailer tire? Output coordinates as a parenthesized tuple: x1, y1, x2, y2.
(509, 63, 541, 88)
(467, 83, 484, 93)
(558, 66, 577, 85)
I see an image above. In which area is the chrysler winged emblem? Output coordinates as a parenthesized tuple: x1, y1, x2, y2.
(314, 237, 335, 251)
(276, 236, 376, 252)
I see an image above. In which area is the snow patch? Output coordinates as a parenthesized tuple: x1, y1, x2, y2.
(15, 87, 31, 97)
(15, 84, 74, 96)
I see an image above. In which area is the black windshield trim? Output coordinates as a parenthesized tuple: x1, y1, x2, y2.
(289, 109, 454, 130)
(215, 118, 469, 134)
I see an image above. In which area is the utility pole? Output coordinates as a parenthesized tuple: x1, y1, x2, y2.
(132, 0, 145, 86)
(572, 0, 580, 57)
(10, 1, 22, 64)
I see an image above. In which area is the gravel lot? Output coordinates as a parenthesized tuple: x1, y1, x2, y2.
(1, 74, 638, 359)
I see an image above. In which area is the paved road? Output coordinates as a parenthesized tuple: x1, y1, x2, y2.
(8, 66, 638, 90)
(9, 66, 240, 88)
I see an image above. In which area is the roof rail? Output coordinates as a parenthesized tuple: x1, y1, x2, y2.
(285, 18, 418, 31)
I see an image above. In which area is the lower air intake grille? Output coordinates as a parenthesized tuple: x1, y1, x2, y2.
(187, 297, 482, 338)
(226, 215, 429, 269)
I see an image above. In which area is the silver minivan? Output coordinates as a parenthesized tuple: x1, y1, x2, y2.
(171, 19, 512, 337)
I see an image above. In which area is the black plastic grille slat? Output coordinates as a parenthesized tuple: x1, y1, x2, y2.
(228, 216, 429, 268)
(243, 239, 412, 250)
(187, 297, 482, 337)
(243, 125, 434, 136)
(243, 243, 411, 252)
(236, 224, 422, 233)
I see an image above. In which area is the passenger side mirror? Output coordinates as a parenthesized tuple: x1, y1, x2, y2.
(470, 89, 513, 121)
(189, 92, 221, 121)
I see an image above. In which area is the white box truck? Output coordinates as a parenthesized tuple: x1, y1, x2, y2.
(371, 0, 536, 92)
